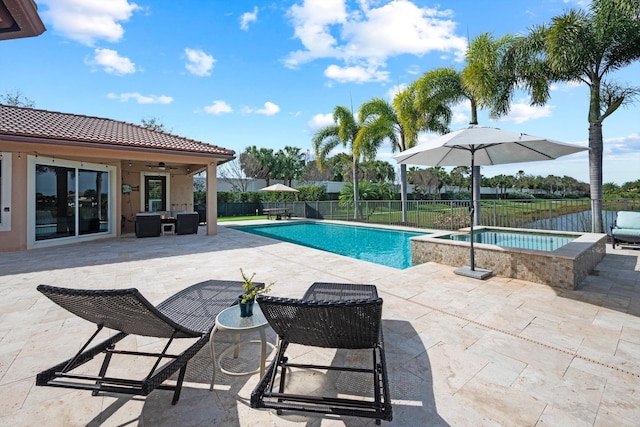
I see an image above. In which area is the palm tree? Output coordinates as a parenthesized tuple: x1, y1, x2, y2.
(450, 166, 471, 192)
(360, 160, 395, 183)
(275, 146, 306, 187)
(512, 0, 640, 232)
(240, 146, 277, 186)
(355, 87, 451, 222)
(415, 33, 519, 224)
(355, 97, 407, 220)
(312, 106, 363, 219)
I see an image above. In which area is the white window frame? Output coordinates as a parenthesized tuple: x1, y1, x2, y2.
(0, 152, 11, 231)
(140, 171, 171, 212)
(27, 155, 117, 248)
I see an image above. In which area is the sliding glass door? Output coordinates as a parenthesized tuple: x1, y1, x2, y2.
(35, 163, 110, 241)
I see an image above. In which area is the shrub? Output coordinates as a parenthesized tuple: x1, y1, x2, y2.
(507, 191, 535, 199)
(296, 185, 327, 201)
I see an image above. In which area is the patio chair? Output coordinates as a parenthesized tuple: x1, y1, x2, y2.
(175, 212, 199, 235)
(135, 212, 161, 237)
(250, 282, 392, 424)
(36, 279, 242, 404)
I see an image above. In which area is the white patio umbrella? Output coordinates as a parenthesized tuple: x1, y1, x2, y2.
(394, 125, 588, 279)
(260, 183, 299, 210)
(260, 183, 299, 193)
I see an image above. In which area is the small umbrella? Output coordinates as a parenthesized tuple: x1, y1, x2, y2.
(260, 183, 300, 193)
(260, 184, 299, 216)
(394, 125, 588, 279)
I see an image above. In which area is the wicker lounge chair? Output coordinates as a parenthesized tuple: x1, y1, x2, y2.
(36, 280, 242, 404)
(250, 282, 392, 424)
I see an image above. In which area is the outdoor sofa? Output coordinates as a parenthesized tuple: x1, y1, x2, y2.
(610, 211, 640, 249)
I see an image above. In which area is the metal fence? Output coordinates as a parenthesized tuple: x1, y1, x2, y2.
(218, 198, 640, 233)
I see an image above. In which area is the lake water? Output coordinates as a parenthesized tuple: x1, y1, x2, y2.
(523, 209, 617, 233)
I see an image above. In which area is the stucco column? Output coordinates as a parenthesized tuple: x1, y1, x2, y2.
(206, 162, 217, 235)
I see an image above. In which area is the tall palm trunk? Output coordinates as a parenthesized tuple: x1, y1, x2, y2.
(587, 75, 604, 234)
(353, 157, 360, 219)
(400, 164, 408, 223)
(469, 114, 481, 226)
(589, 121, 604, 233)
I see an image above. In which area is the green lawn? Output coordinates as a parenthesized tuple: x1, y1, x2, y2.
(217, 215, 268, 222)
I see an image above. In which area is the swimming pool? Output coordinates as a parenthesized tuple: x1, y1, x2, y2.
(439, 229, 577, 251)
(231, 222, 427, 269)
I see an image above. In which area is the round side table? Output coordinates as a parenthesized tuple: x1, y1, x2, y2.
(209, 304, 274, 390)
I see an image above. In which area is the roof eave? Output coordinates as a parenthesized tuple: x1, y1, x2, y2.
(0, 134, 236, 161)
(0, 0, 46, 41)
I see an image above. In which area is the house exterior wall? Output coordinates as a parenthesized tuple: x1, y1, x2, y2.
(0, 139, 224, 251)
(1, 152, 28, 251)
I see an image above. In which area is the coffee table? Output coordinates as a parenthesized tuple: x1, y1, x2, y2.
(209, 304, 274, 390)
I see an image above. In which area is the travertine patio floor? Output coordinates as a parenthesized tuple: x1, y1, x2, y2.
(1, 221, 640, 426)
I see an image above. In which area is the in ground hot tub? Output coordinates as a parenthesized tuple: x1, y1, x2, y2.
(411, 226, 606, 289)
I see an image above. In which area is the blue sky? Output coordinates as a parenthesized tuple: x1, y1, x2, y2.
(2, 0, 639, 185)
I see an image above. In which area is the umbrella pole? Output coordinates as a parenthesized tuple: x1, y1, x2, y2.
(454, 150, 492, 280)
(469, 154, 475, 271)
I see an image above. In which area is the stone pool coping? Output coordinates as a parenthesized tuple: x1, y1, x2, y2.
(411, 226, 607, 289)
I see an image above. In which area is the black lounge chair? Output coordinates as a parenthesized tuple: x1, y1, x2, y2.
(36, 280, 242, 404)
(251, 282, 392, 424)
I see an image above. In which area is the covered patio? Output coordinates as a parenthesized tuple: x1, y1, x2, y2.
(1, 221, 640, 426)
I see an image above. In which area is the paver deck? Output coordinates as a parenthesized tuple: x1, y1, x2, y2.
(1, 220, 639, 426)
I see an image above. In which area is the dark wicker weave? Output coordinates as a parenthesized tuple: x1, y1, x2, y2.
(251, 282, 392, 423)
(135, 213, 161, 238)
(36, 280, 242, 404)
(175, 212, 199, 235)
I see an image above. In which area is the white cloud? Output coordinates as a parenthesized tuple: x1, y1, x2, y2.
(563, 0, 591, 8)
(204, 100, 233, 114)
(407, 64, 421, 75)
(240, 6, 259, 30)
(386, 83, 406, 101)
(184, 48, 216, 76)
(451, 100, 471, 125)
(248, 102, 280, 116)
(324, 64, 389, 83)
(308, 113, 334, 130)
(242, 102, 280, 116)
(604, 133, 640, 156)
(88, 48, 136, 75)
(496, 100, 554, 124)
(285, 0, 467, 83)
(550, 80, 582, 92)
(40, 0, 140, 46)
(107, 92, 173, 104)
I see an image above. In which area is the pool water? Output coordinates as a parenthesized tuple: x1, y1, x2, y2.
(231, 222, 426, 269)
(441, 229, 577, 251)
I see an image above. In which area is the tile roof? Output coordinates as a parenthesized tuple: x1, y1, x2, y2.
(0, 104, 235, 158)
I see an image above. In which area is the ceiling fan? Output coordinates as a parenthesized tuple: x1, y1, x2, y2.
(144, 162, 178, 171)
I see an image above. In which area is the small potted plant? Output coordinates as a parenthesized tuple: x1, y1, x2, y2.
(239, 268, 272, 317)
